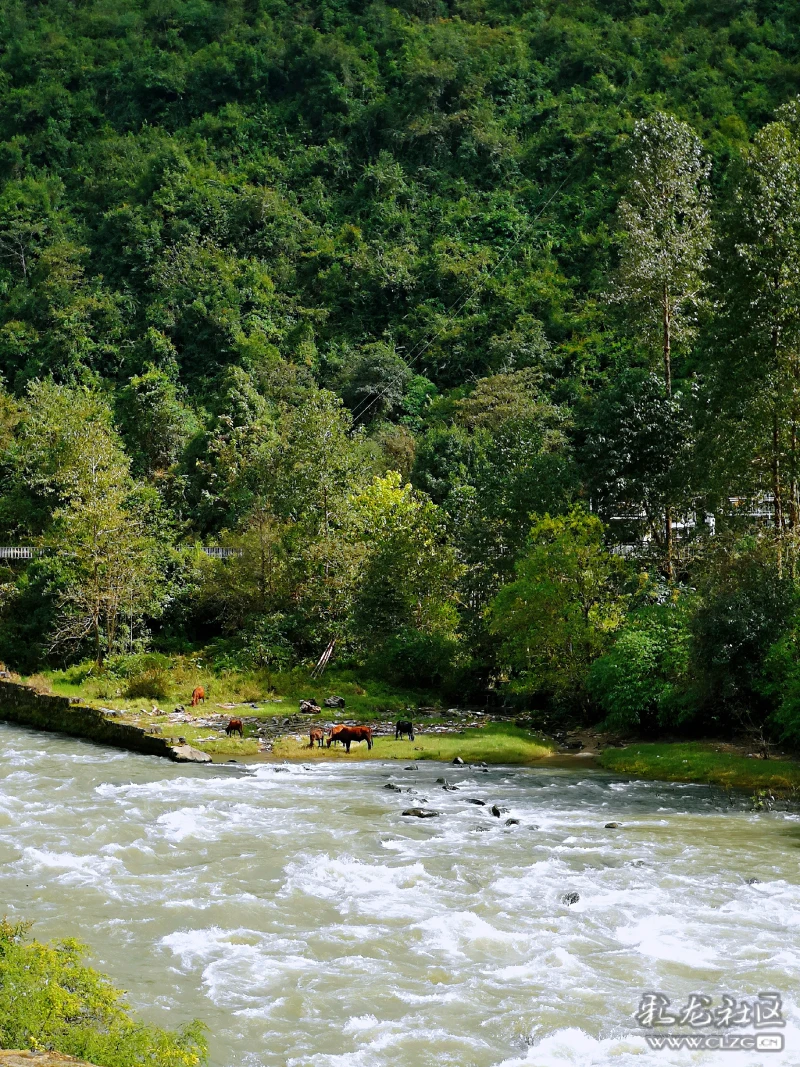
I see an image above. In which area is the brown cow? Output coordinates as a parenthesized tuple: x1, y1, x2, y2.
(309, 727, 324, 748)
(191, 686, 205, 707)
(226, 718, 243, 737)
(326, 724, 346, 747)
(327, 724, 372, 752)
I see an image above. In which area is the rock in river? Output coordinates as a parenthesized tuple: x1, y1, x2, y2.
(170, 743, 212, 763)
(491, 804, 508, 817)
(402, 808, 439, 818)
(605, 822, 620, 829)
(562, 891, 580, 906)
(452, 756, 465, 766)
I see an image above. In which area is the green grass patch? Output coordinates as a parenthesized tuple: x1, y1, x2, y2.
(273, 722, 555, 764)
(33, 658, 425, 720)
(598, 742, 800, 793)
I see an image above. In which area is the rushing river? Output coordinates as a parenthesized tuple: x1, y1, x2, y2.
(1, 724, 799, 1066)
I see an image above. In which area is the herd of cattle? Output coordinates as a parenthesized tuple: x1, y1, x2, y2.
(191, 685, 415, 752)
(309, 720, 414, 751)
(221, 715, 416, 752)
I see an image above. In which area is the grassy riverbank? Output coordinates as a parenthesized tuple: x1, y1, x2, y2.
(273, 723, 555, 764)
(30, 658, 427, 720)
(598, 742, 800, 794)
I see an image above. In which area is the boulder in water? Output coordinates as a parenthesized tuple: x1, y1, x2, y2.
(467, 798, 486, 806)
(604, 822, 620, 829)
(402, 807, 439, 818)
(505, 818, 520, 826)
(169, 743, 212, 763)
(452, 756, 464, 766)
(491, 804, 508, 817)
(562, 891, 580, 906)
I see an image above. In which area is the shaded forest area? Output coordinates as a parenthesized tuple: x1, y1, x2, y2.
(3, 0, 800, 741)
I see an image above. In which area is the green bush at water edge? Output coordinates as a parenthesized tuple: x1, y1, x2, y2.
(0, 918, 207, 1067)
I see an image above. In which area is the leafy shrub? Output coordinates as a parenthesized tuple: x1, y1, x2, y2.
(207, 615, 293, 673)
(125, 668, 170, 700)
(25, 674, 52, 694)
(111, 653, 172, 678)
(763, 627, 800, 744)
(488, 508, 629, 711)
(369, 626, 460, 688)
(56, 662, 99, 687)
(0, 918, 207, 1067)
(690, 549, 797, 718)
(588, 598, 694, 731)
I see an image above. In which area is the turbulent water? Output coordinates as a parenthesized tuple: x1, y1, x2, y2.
(1, 724, 799, 1066)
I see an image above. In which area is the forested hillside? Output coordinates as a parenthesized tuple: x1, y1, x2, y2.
(3, 0, 800, 740)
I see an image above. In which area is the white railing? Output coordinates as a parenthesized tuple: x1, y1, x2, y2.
(0, 545, 243, 560)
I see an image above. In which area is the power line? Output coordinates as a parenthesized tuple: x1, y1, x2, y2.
(348, 174, 572, 425)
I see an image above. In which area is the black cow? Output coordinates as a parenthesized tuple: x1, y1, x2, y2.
(395, 719, 414, 741)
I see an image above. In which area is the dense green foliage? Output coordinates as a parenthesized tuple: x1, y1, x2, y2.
(4, 1, 800, 741)
(0, 918, 207, 1066)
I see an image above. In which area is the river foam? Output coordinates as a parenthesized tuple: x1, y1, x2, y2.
(1, 722, 798, 1066)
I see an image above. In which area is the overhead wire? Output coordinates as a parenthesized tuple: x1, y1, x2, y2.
(346, 172, 573, 425)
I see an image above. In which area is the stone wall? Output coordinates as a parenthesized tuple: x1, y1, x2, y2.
(0, 679, 184, 760)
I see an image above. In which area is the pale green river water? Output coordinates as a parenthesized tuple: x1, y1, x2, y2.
(1, 723, 799, 1066)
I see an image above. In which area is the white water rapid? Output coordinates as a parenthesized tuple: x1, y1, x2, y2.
(1, 723, 799, 1066)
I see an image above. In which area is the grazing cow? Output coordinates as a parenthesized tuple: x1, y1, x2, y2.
(309, 727, 324, 748)
(326, 724, 346, 748)
(226, 718, 243, 737)
(191, 686, 205, 707)
(395, 719, 414, 741)
(327, 724, 373, 753)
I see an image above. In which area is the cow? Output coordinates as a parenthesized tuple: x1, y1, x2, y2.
(191, 686, 205, 707)
(309, 727, 324, 748)
(395, 719, 414, 741)
(326, 724, 346, 748)
(226, 718, 243, 737)
(327, 724, 373, 753)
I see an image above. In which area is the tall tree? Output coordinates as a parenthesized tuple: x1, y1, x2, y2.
(718, 100, 800, 551)
(614, 112, 711, 574)
(488, 508, 629, 712)
(13, 382, 165, 665)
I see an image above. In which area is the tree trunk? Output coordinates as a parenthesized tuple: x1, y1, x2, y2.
(662, 285, 672, 396)
(664, 509, 673, 580)
(773, 408, 783, 532)
(663, 285, 673, 579)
